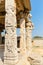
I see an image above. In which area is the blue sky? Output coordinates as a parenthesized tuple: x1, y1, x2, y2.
(31, 0, 43, 37)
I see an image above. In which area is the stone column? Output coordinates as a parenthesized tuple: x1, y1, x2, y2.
(18, 16, 30, 65)
(20, 18, 26, 56)
(26, 20, 33, 57)
(4, 0, 18, 65)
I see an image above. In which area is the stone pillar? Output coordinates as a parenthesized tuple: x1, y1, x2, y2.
(20, 18, 26, 56)
(18, 17, 30, 65)
(26, 20, 33, 57)
(4, 0, 18, 65)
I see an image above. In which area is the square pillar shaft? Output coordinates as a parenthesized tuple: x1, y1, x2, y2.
(4, 0, 18, 65)
(20, 18, 26, 56)
(26, 21, 33, 56)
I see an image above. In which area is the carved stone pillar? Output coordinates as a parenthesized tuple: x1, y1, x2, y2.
(26, 20, 33, 57)
(20, 18, 26, 56)
(4, 0, 18, 65)
(17, 17, 30, 65)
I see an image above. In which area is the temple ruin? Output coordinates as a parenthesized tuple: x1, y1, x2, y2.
(0, 0, 34, 65)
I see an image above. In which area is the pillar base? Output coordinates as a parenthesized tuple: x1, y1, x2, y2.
(16, 56, 30, 65)
(16, 53, 30, 65)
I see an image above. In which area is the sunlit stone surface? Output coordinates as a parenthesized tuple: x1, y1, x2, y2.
(0, 0, 40, 65)
(26, 21, 33, 56)
(4, 0, 18, 65)
(20, 18, 26, 56)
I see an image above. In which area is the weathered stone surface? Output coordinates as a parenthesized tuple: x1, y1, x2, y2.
(26, 21, 33, 56)
(0, 0, 34, 65)
(20, 18, 26, 56)
(16, 56, 30, 65)
(4, 0, 18, 65)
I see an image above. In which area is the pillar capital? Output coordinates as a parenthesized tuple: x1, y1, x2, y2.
(17, 11, 24, 22)
(26, 21, 34, 30)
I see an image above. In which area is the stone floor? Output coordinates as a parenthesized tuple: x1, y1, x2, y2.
(29, 46, 43, 65)
(0, 45, 43, 65)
